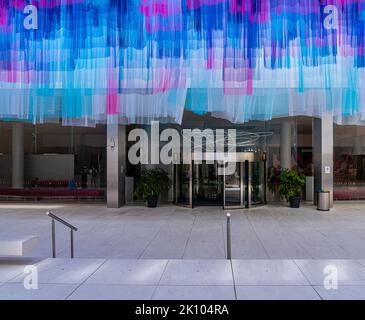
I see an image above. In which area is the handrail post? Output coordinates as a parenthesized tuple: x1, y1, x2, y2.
(227, 213, 231, 260)
(70, 229, 74, 259)
(47, 211, 77, 259)
(51, 218, 56, 258)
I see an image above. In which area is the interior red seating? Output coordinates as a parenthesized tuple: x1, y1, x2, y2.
(334, 187, 365, 200)
(25, 180, 69, 188)
(0, 188, 105, 199)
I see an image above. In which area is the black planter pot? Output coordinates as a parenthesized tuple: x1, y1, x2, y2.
(146, 196, 158, 208)
(289, 196, 301, 208)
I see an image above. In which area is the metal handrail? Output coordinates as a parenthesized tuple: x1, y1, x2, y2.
(46, 211, 78, 259)
(46, 212, 78, 231)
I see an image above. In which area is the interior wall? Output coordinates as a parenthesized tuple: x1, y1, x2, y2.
(0, 155, 11, 187)
(25, 154, 75, 181)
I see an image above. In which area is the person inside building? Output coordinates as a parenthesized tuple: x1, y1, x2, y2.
(68, 179, 77, 190)
(81, 166, 88, 189)
(31, 177, 39, 189)
(91, 167, 98, 188)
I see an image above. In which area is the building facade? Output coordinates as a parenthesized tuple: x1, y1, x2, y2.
(2, 113, 363, 209)
(0, 1, 365, 208)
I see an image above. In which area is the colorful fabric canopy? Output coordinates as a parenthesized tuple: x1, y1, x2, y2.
(0, 0, 365, 126)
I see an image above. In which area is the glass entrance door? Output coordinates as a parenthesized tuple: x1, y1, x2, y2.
(251, 160, 265, 205)
(193, 161, 223, 206)
(223, 162, 244, 209)
(174, 153, 266, 209)
(174, 163, 193, 207)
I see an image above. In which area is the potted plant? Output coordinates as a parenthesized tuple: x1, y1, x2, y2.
(278, 169, 305, 208)
(135, 168, 169, 208)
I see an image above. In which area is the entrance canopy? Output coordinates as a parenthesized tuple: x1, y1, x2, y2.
(0, 1, 365, 126)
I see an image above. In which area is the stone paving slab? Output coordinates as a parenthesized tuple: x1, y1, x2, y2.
(152, 286, 236, 300)
(10, 258, 105, 284)
(0, 283, 77, 300)
(0, 263, 27, 283)
(235, 286, 320, 300)
(68, 284, 156, 300)
(294, 259, 365, 285)
(159, 260, 233, 286)
(313, 285, 365, 300)
(232, 260, 309, 286)
(84, 259, 168, 285)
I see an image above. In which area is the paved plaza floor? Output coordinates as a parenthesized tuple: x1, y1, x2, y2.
(1, 258, 365, 300)
(1, 202, 365, 260)
(2, 201, 365, 299)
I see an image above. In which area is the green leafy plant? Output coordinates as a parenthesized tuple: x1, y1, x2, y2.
(134, 168, 169, 201)
(278, 169, 305, 202)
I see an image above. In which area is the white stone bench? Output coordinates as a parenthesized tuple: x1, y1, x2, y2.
(0, 236, 38, 256)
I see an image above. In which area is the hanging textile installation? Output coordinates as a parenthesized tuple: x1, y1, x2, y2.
(0, 0, 364, 126)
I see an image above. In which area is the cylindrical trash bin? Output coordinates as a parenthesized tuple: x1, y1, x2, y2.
(317, 191, 330, 211)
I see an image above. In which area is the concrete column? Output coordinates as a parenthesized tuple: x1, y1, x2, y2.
(12, 123, 24, 188)
(280, 121, 292, 169)
(145, 121, 158, 170)
(107, 123, 126, 208)
(313, 115, 333, 207)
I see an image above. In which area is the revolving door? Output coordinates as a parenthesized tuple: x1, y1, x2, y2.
(174, 152, 266, 209)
